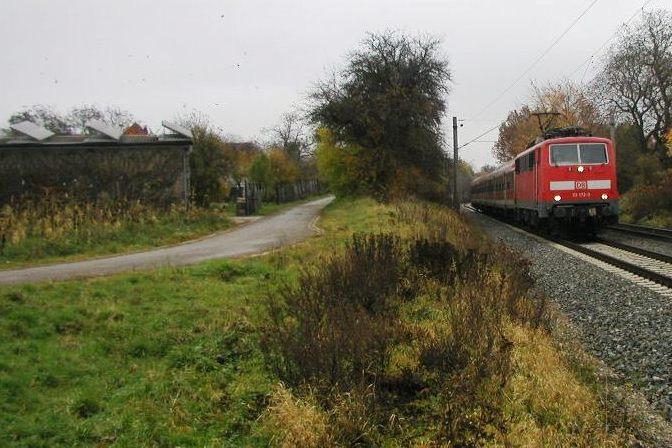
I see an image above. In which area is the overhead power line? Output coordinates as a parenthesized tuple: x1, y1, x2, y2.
(457, 0, 654, 155)
(468, 0, 600, 121)
(569, 0, 655, 80)
(458, 123, 501, 150)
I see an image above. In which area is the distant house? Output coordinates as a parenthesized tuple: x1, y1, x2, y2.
(123, 122, 150, 136)
(0, 120, 193, 206)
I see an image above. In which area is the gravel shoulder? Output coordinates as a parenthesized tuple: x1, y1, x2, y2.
(0, 196, 334, 285)
(465, 208, 672, 425)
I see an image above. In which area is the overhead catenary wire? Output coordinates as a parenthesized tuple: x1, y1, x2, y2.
(467, 0, 601, 122)
(455, 0, 659, 167)
(458, 123, 501, 150)
(459, 0, 655, 154)
(569, 0, 655, 80)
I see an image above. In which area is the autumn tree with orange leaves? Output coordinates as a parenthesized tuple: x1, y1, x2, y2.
(493, 81, 604, 163)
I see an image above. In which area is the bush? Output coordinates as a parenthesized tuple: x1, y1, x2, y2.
(190, 126, 237, 206)
(315, 128, 378, 198)
(621, 169, 672, 227)
(264, 234, 406, 394)
(262, 202, 549, 444)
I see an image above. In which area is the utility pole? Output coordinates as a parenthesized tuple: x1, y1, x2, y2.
(452, 116, 459, 212)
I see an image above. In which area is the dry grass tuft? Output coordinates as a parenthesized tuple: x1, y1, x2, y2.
(261, 384, 332, 448)
(500, 325, 630, 447)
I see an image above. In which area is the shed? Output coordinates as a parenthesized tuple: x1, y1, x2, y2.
(0, 120, 193, 206)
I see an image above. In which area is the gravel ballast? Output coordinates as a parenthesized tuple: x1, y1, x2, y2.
(599, 229, 672, 258)
(466, 209, 672, 421)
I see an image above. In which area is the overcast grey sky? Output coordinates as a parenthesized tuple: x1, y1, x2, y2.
(1, 0, 669, 168)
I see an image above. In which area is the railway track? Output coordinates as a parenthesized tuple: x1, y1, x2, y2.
(555, 238, 672, 289)
(464, 205, 672, 291)
(608, 222, 672, 242)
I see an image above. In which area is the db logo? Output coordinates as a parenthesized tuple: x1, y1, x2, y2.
(575, 181, 587, 189)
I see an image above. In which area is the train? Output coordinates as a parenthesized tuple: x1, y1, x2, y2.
(470, 127, 620, 233)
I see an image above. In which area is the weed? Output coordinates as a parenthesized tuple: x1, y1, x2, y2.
(4, 291, 25, 303)
(72, 395, 102, 419)
(262, 200, 555, 445)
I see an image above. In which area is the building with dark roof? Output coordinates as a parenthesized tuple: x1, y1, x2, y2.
(0, 120, 193, 206)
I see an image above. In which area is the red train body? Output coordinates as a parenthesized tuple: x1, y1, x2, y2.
(471, 136, 619, 231)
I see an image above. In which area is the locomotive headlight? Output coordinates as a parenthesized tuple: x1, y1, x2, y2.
(578, 166, 585, 173)
(601, 193, 608, 200)
(554, 195, 562, 202)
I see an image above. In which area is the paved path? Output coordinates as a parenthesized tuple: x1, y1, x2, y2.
(0, 196, 334, 285)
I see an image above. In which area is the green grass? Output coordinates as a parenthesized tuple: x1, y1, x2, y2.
(0, 195, 328, 271)
(0, 211, 232, 271)
(0, 261, 279, 446)
(0, 197, 634, 446)
(0, 197, 368, 447)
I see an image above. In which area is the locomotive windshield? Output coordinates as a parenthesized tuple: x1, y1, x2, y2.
(550, 144, 579, 165)
(579, 144, 608, 164)
(550, 143, 607, 165)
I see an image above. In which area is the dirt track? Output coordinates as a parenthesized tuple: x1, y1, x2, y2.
(0, 196, 334, 285)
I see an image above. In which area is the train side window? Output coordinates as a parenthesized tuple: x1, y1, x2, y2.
(515, 159, 520, 173)
(528, 151, 535, 169)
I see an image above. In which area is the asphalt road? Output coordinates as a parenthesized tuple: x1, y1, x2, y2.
(0, 196, 334, 285)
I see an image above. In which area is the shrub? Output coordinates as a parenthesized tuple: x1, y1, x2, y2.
(262, 201, 548, 444)
(418, 278, 514, 445)
(190, 126, 237, 206)
(264, 234, 406, 394)
(621, 169, 672, 227)
(315, 128, 378, 198)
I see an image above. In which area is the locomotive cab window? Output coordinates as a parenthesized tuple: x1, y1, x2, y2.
(550, 144, 579, 165)
(579, 144, 608, 164)
(550, 143, 608, 165)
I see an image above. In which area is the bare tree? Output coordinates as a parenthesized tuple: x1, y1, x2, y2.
(8, 105, 71, 134)
(271, 111, 309, 160)
(592, 10, 672, 158)
(68, 105, 135, 133)
(7, 104, 136, 135)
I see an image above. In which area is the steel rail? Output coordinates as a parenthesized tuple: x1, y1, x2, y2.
(595, 237, 672, 265)
(608, 223, 672, 243)
(551, 238, 672, 289)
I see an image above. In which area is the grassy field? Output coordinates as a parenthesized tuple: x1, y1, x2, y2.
(0, 196, 323, 271)
(0, 197, 639, 446)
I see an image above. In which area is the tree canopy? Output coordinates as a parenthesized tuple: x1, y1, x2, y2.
(311, 31, 452, 199)
(493, 81, 603, 162)
(592, 10, 672, 161)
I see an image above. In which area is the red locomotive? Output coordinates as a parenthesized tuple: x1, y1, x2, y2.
(470, 127, 619, 233)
